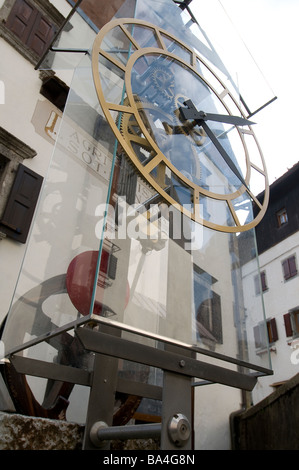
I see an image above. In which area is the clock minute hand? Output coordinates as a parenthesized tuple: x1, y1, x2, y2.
(200, 112, 255, 127)
(200, 120, 249, 190)
(179, 99, 255, 127)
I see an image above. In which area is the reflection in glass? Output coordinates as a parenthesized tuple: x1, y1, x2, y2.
(129, 53, 247, 197)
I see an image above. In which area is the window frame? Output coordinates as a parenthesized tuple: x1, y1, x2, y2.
(276, 207, 288, 228)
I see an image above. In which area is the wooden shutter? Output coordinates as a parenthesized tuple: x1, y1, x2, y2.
(0, 163, 43, 243)
(26, 12, 55, 56)
(6, 0, 38, 44)
(282, 259, 290, 280)
(284, 313, 293, 337)
(6, 0, 55, 56)
(261, 271, 267, 291)
(269, 318, 278, 343)
(283, 256, 297, 280)
(289, 256, 297, 277)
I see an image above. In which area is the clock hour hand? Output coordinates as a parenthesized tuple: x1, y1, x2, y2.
(179, 99, 255, 127)
(200, 120, 249, 190)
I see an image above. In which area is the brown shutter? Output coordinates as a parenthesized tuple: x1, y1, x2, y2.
(282, 259, 290, 280)
(289, 256, 297, 277)
(6, 0, 56, 56)
(282, 256, 297, 280)
(270, 318, 278, 342)
(284, 313, 293, 337)
(261, 271, 267, 291)
(27, 13, 56, 56)
(0, 163, 43, 243)
(6, 0, 38, 43)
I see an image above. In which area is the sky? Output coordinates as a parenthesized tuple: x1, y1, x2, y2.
(191, 0, 299, 187)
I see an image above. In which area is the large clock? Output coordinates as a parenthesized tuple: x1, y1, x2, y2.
(92, 18, 269, 233)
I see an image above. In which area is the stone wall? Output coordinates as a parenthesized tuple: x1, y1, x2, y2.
(0, 412, 160, 450)
(0, 412, 84, 450)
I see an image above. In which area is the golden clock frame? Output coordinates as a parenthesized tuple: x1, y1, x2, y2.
(92, 18, 269, 233)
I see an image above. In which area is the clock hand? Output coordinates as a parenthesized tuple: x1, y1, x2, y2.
(199, 112, 255, 127)
(179, 99, 255, 127)
(200, 120, 249, 190)
(178, 99, 249, 189)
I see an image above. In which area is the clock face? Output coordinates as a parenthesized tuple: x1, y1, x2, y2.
(92, 18, 269, 233)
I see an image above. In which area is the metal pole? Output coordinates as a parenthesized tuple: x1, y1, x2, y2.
(90, 422, 161, 447)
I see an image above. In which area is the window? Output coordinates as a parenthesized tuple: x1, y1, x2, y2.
(0, 0, 64, 64)
(284, 310, 299, 338)
(5, 0, 56, 56)
(267, 318, 278, 344)
(39, 74, 69, 112)
(0, 163, 43, 243)
(254, 318, 278, 349)
(277, 208, 288, 227)
(282, 255, 297, 281)
(254, 270, 268, 295)
(0, 127, 42, 243)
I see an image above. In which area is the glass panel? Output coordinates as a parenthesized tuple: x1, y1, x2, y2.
(231, 191, 254, 227)
(160, 34, 192, 64)
(2, 53, 114, 354)
(2, 0, 271, 378)
(100, 25, 137, 66)
(124, 24, 161, 49)
(97, 55, 126, 106)
(198, 195, 236, 228)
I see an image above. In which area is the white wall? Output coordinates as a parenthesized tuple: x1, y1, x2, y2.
(242, 231, 299, 404)
(0, 38, 57, 323)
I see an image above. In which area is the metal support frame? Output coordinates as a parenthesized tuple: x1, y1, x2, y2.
(75, 325, 258, 450)
(75, 328, 195, 450)
(75, 327, 258, 391)
(83, 351, 120, 450)
(159, 344, 194, 449)
(7, 323, 265, 450)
